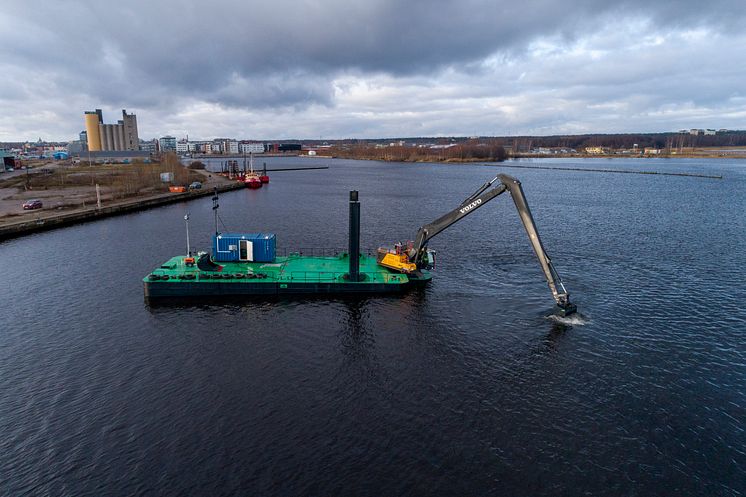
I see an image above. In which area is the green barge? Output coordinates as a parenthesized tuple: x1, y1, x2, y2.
(144, 190, 432, 299)
(143, 252, 431, 298)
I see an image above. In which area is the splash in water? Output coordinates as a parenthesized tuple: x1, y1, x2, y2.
(546, 313, 588, 326)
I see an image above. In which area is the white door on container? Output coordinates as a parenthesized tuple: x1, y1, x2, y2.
(239, 240, 253, 261)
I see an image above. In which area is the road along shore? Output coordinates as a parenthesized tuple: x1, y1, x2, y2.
(0, 182, 243, 241)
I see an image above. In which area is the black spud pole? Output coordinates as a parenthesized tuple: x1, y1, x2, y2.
(348, 191, 360, 282)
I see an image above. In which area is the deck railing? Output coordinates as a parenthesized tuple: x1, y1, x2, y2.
(276, 247, 380, 258)
(191, 246, 384, 259)
(286, 271, 405, 283)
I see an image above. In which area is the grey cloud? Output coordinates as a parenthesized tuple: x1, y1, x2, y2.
(213, 72, 335, 109)
(1, 0, 745, 139)
(6, 1, 744, 92)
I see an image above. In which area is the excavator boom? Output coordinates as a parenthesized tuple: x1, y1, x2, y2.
(408, 174, 576, 316)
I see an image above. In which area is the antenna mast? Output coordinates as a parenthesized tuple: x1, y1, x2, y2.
(184, 213, 191, 256)
(212, 187, 219, 235)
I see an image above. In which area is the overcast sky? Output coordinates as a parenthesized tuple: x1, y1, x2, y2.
(1, 0, 744, 141)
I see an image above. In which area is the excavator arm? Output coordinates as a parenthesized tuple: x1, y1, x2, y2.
(409, 173, 577, 316)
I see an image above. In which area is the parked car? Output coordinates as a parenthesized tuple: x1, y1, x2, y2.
(189, 181, 202, 190)
(22, 199, 42, 210)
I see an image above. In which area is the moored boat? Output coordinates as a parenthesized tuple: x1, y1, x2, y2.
(243, 154, 264, 188)
(244, 175, 262, 188)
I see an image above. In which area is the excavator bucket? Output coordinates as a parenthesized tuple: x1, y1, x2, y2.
(556, 302, 577, 317)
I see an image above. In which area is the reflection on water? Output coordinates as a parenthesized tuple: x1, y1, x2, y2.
(338, 298, 374, 358)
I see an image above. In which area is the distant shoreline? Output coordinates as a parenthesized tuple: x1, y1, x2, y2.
(510, 153, 746, 160)
(324, 153, 745, 164)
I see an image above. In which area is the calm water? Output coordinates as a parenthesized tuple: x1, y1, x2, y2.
(1, 158, 744, 496)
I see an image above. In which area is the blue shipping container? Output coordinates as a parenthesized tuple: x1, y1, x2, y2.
(212, 233, 276, 262)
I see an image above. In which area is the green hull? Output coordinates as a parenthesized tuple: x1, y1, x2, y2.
(143, 253, 432, 298)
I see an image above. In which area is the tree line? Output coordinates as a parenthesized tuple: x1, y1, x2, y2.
(330, 140, 507, 162)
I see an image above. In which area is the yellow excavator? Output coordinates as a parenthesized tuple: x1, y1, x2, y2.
(376, 173, 577, 316)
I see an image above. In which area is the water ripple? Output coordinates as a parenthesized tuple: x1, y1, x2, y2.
(1, 157, 745, 496)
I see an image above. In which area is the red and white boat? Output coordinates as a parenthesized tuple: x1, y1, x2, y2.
(243, 154, 263, 189)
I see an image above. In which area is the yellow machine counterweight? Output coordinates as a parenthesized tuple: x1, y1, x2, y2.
(376, 245, 417, 273)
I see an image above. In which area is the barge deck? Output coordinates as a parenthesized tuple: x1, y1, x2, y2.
(143, 253, 431, 298)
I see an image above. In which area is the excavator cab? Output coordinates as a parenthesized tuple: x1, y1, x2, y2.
(424, 249, 436, 270)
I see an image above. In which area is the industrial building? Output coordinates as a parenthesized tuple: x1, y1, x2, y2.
(159, 136, 177, 152)
(240, 142, 264, 154)
(1, 150, 15, 171)
(83, 109, 140, 152)
(139, 139, 158, 153)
